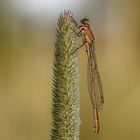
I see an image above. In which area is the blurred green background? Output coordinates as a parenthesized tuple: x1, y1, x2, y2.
(0, 0, 140, 140)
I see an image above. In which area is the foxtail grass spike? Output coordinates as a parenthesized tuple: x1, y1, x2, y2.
(51, 11, 80, 140)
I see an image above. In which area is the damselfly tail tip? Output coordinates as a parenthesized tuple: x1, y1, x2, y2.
(93, 127, 99, 134)
(93, 119, 100, 134)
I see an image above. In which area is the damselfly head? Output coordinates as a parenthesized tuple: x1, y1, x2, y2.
(80, 17, 89, 25)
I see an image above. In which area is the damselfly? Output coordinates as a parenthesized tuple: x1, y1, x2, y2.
(72, 17, 104, 133)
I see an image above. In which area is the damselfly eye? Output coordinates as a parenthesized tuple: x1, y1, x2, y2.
(80, 17, 89, 24)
